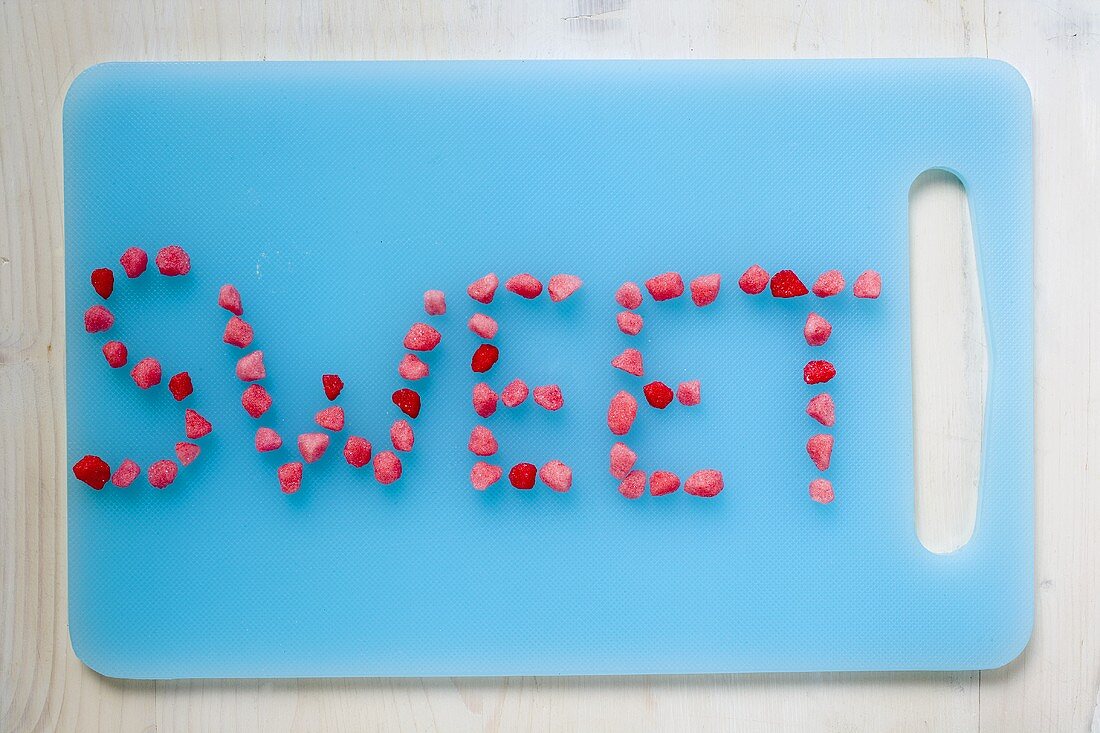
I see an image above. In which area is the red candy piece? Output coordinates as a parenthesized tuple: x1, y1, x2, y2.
(501, 378, 528, 407)
(615, 282, 643, 310)
(804, 312, 832, 347)
(738, 264, 770, 295)
(650, 470, 680, 496)
(315, 406, 345, 431)
(468, 313, 498, 339)
(184, 408, 212, 439)
(471, 343, 499, 373)
(398, 354, 429, 380)
(467, 273, 499, 304)
(119, 247, 148, 278)
(618, 470, 646, 500)
(803, 360, 836, 385)
(373, 451, 402, 484)
(807, 434, 834, 471)
(423, 289, 446, 316)
(643, 381, 674, 409)
(684, 469, 724, 497)
(256, 427, 282, 452)
(806, 393, 836, 427)
(242, 384, 272, 418)
(323, 373, 344, 400)
(607, 391, 638, 436)
(611, 348, 644, 377)
(147, 459, 178, 489)
(616, 311, 643, 336)
(168, 371, 193, 401)
(218, 284, 243, 314)
(102, 341, 127, 368)
(470, 461, 503, 490)
(223, 316, 254, 348)
(72, 455, 111, 489)
(111, 459, 140, 488)
(175, 441, 200, 466)
(131, 357, 162, 389)
(539, 461, 572, 492)
(278, 462, 303, 494)
(84, 305, 114, 333)
(91, 268, 114, 299)
(298, 432, 330, 463)
(390, 419, 414, 451)
(810, 478, 835, 504)
(236, 350, 266, 381)
(548, 274, 583, 302)
(343, 436, 372, 467)
(392, 388, 421, 418)
(508, 462, 537, 490)
(610, 442, 637, 479)
(404, 322, 442, 351)
(506, 273, 543, 299)
(532, 384, 563, 411)
(645, 272, 684, 301)
(853, 269, 882, 299)
(155, 245, 191, 276)
(472, 383, 498, 418)
(468, 425, 498, 456)
(812, 270, 845, 297)
(770, 269, 808, 298)
(677, 380, 700, 406)
(690, 273, 721, 307)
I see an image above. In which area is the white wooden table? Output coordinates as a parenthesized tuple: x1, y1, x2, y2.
(2, 1, 1097, 730)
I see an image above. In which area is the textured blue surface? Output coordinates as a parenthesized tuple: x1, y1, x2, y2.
(64, 60, 1033, 678)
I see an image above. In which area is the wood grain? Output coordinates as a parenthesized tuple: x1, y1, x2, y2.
(2, 0, 1096, 730)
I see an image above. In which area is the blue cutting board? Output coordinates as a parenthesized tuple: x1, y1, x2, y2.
(64, 60, 1033, 678)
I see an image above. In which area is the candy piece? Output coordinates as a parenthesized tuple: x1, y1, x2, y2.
(472, 383, 498, 418)
(810, 478, 835, 504)
(111, 459, 140, 488)
(645, 272, 684, 301)
(392, 388, 421, 418)
(643, 381, 674, 409)
(804, 312, 832, 347)
(466, 313, 497, 341)
(236, 350, 266, 381)
(468, 425, 498, 456)
(423, 289, 446, 316)
(806, 393, 836, 427)
(390, 419, 414, 451)
(616, 311, 643, 336)
(315, 406, 345, 431)
(278, 462, 303, 494)
(147, 459, 178, 489)
(84, 305, 114, 333)
(91, 268, 114, 299)
(853, 269, 882, 298)
(255, 427, 282, 452)
(506, 273, 543, 298)
(615, 282, 643, 309)
(684, 469, 724, 497)
(241, 384, 272, 418)
(770, 270, 808, 297)
(812, 270, 845, 297)
(175, 441, 200, 466)
(509, 462, 537, 489)
(501, 378, 529, 407)
(467, 273, 499, 304)
(298, 432, 330, 463)
(102, 341, 127, 368)
(803, 360, 836, 385)
(610, 442, 637, 479)
(548, 274, 582, 302)
(650, 470, 680, 496)
(533, 384, 564, 411)
(322, 374, 344, 400)
(807, 434, 834, 471)
(471, 344, 499, 373)
(690, 273, 721, 307)
(218, 284, 243, 314)
(223, 316, 254, 348)
(155, 245, 191, 276)
(607, 391, 638, 435)
(168, 371, 193, 401)
(343, 436, 372, 467)
(131, 357, 162, 389)
(539, 461, 572, 492)
(470, 461, 503, 490)
(738, 264, 770, 294)
(618, 470, 646, 500)
(404, 322, 442, 351)
(72, 455, 110, 489)
(611, 348, 644, 377)
(677, 380, 700, 406)
(119, 247, 148, 278)
(184, 408, 212, 439)
(373, 451, 402, 484)
(398, 354, 429, 380)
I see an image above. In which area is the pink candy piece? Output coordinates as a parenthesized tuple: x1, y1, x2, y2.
(533, 384, 564, 411)
(548, 274, 583, 302)
(610, 442, 637, 479)
(404, 322, 442, 351)
(155, 245, 191, 276)
(236, 350, 266, 381)
(242, 384, 272, 418)
(423, 289, 447, 316)
(810, 478, 835, 504)
(175, 441, 201, 466)
(618, 470, 646, 500)
(131, 357, 162, 389)
(807, 434, 834, 471)
(470, 461, 503, 490)
(677, 380, 701, 406)
(298, 432, 330, 463)
(218, 284, 243, 314)
(645, 272, 685, 301)
(278, 462, 303, 494)
(615, 282, 643, 310)
(391, 419, 415, 451)
(738, 264, 770, 295)
(539, 460, 572, 492)
(84, 305, 114, 333)
(684, 469, 724, 498)
(812, 270, 845, 297)
(468, 425, 498, 456)
(343, 436, 372, 467)
(806, 393, 836, 427)
(119, 247, 148, 278)
(147, 459, 178, 489)
(472, 382, 499, 418)
(373, 451, 402, 484)
(398, 354, 430, 380)
(804, 312, 832, 347)
(255, 427, 283, 452)
(184, 408, 212, 439)
(467, 273, 499, 303)
(607, 391, 638, 436)
(102, 340, 127, 368)
(690, 274, 721, 307)
(506, 273, 543, 298)
(650, 470, 681, 496)
(853, 270, 882, 299)
(111, 459, 140, 488)
(315, 406, 345, 431)
(501, 378, 529, 407)
(223, 316, 254, 348)
(611, 348, 644, 377)
(616, 311, 643, 335)
(468, 313, 498, 339)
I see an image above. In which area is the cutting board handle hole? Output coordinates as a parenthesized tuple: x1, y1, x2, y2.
(909, 168, 987, 554)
